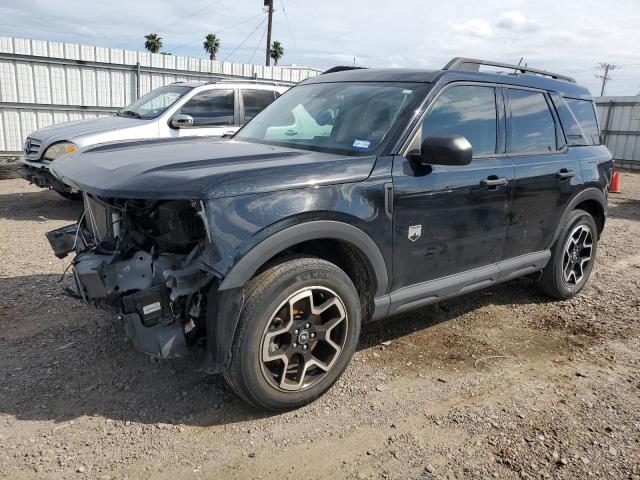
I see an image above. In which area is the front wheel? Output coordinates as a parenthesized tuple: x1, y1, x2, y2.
(223, 257, 362, 411)
(537, 209, 598, 299)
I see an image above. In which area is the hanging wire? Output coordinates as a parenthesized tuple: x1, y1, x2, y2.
(249, 22, 268, 64)
(221, 15, 268, 63)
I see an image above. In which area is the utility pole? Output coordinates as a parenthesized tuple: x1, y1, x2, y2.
(265, 0, 274, 66)
(596, 63, 618, 96)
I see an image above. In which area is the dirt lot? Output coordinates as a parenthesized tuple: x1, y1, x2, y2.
(1, 173, 639, 480)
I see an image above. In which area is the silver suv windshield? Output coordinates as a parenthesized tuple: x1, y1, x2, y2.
(235, 81, 424, 155)
(119, 85, 191, 120)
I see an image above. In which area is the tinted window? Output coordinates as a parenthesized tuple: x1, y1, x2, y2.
(179, 89, 234, 126)
(421, 85, 497, 156)
(507, 89, 556, 153)
(236, 82, 424, 156)
(243, 89, 277, 121)
(566, 98, 600, 145)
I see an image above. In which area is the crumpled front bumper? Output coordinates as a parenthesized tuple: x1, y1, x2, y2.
(47, 226, 195, 359)
(18, 159, 75, 193)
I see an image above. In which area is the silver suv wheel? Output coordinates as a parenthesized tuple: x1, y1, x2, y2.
(562, 224, 593, 286)
(260, 286, 348, 392)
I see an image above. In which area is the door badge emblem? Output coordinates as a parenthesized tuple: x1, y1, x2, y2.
(408, 225, 422, 242)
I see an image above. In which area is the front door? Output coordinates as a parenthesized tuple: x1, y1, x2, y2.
(391, 83, 514, 291)
(169, 88, 239, 138)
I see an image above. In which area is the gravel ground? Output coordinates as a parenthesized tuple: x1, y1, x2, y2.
(1, 174, 639, 480)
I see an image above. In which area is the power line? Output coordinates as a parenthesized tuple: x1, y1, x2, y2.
(117, 0, 225, 48)
(249, 23, 268, 64)
(171, 12, 265, 52)
(222, 15, 268, 63)
(280, 0, 300, 61)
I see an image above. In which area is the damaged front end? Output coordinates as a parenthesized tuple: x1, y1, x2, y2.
(47, 194, 220, 359)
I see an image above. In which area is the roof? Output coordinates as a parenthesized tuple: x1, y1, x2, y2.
(302, 64, 592, 99)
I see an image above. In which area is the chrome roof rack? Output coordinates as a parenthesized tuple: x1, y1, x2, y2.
(443, 57, 576, 84)
(205, 78, 294, 86)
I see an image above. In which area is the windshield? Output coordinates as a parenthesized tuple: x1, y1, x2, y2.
(120, 85, 191, 119)
(235, 81, 424, 155)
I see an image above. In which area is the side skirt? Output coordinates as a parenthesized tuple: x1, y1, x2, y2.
(371, 250, 550, 320)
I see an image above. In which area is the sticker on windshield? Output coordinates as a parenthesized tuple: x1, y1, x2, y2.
(352, 139, 372, 151)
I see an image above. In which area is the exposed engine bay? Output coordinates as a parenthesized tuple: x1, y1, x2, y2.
(47, 194, 218, 359)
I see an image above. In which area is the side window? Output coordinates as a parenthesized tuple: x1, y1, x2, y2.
(179, 89, 235, 126)
(507, 89, 557, 153)
(242, 89, 277, 122)
(565, 98, 600, 145)
(420, 85, 497, 156)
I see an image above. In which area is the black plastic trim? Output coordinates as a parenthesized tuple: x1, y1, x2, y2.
(549, 187, 607, 245)
(218, 220, 389, 297)
(382, 251, 550, 317)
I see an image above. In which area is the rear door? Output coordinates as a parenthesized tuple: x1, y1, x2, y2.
(504, 87, 582, 258)
(240, 89, 279, 125)
(391, 83, 513, 290)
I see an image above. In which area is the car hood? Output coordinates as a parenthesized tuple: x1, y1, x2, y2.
(30, 116, 149, 151)
(50, 137, 377, 200)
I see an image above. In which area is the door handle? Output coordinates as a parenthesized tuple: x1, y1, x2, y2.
(480, 177, 508, 188)
(556, 169, 575, 180)
(285, 130, 298, 136)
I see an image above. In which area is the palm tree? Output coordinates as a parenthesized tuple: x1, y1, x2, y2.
(203, 34, 221, 61)
(270, 41, 284, 66)
(144, 33, 162, 54)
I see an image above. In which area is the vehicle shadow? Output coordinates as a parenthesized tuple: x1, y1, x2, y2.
(0, 273, 551, 428)
(0, 190, 82, 222)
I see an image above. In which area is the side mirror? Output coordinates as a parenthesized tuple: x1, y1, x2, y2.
(171, 114, 194, 129)
(408, 135, 473, 167)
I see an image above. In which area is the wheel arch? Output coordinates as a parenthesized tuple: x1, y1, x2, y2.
(200, 221, 389, 374)
(550, 187, 607, 247)
(219, 220, 389, 299)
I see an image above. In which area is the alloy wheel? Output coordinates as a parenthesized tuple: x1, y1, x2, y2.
(260, 286, 348, 392)
(562, 224, 593, 286)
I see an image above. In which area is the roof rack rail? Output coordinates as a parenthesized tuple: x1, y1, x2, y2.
(205, 78, 294, 86)
(443, 57, 576, 84)
(321, 66, 367, 75)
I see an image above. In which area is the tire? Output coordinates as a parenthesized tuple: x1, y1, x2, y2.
(223, 256, 362, 411)
(537, 209, 598, 299)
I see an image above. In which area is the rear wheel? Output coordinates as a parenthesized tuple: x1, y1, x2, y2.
(537, 209, 598, 299)
(223, 257, 361, 411)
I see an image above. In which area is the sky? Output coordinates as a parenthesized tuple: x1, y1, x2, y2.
(1, 0, 639, 96)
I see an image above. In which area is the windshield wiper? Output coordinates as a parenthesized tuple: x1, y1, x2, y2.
(118, 110, 143, 119)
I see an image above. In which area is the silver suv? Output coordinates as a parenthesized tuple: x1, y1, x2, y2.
(18, 80, 290, 198)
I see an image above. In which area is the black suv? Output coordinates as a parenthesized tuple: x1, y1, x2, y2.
(48, 58, 612, 410)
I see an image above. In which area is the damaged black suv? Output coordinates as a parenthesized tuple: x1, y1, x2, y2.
(48, 58, 612, 410)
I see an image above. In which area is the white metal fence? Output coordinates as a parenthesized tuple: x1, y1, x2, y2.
(0, 36, 321, 155)
(595, 96, 640, 169)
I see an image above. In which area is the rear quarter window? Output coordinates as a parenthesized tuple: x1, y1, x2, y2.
(565, 98, 600, 146)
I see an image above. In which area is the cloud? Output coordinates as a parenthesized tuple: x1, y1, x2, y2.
(450, 19, 493, 38)
(497, 11, 539, 32)
(0, 0, 639, 95)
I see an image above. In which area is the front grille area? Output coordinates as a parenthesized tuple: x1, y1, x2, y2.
(24, 137, 42, 159)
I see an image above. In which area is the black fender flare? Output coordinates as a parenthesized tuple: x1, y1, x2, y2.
(199, 220, 389, 374)
(219, 220, 389, 297)
(549, 187, 607, 247)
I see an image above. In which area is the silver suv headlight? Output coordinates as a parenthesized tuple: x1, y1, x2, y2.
(43, 142, 77, 160)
